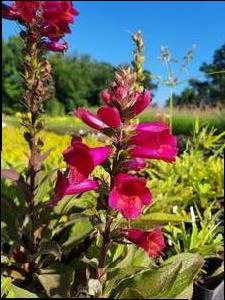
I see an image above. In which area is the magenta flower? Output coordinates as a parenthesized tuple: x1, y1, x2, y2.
(101, 89, 112, 105)
(75, 107, 122, 131)
(63, 137, 112, 181)
(97, 106, 122, 129)
(129, 122, 178, 162)
(101, 85, 151, 117)
(50, 170, 98, 206)
(122, 158, 146, 171)
(124, 228, 166, 257)
(109, 173, 152, 219)
(43, 41, 68, 52)
(2, 2, 39, 23)
(2, 3, 21, 21)
(42, 1, 79, 41)
(130, 90, 152, 115)
(2, 1, 78, 52)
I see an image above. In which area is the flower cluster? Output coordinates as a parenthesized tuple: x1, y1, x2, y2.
(52, 67, 178, 257)
(2, 1, 78, 52)
(50, 136, 111, 206)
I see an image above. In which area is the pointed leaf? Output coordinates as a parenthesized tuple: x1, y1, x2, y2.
(37, 263, 75, 298)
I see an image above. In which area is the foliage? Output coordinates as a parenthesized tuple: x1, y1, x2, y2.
(145, 122, 224, 212)
(2, 36, 156, 114)
(2, 126, 103, 172)
(2, 36, 23, 114)
(164, 204, 224, 259)
(1, 13, 224, 298)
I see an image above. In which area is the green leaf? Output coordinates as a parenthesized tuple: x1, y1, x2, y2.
(54, 191, 97, 215)
(37, 262, 75, 298)
(110, 252, 204, 299)
(131, 212, 191, 229)
(6, 285, 38, 298)
(161, 253, 204, 299)
(29, 240, 62, 262)
(81, 256, 99, 269)
(34, 170, 57, 203)
(62, 217, 93, 252)
(111, 258, 182, 298)
(118, 288, 144, 299)
(1, 276, 38, 298)
(109, 244, 126, 264)
(104, 266, 143, 298)
(1, 276, 12, 298)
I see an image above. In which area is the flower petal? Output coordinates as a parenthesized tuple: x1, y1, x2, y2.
(131, 90, 152, 115)
(101, 89, 112, 105)
(97, 106, 122, 129)
(141, 187, 152, 205)
(65, 178, 99, 194)
(63, 144, 94, 180)
(122, 158, 146, 171)
(130, 145, 177, 162)
(136, 122, 169, 133)
(89, 146, 112, 166)
(75, 108, 108, 130)
(125, 228, 165, 257)
(43, 41, 68, 52)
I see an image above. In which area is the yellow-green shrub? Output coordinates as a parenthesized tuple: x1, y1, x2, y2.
(2, 127, 103, 171)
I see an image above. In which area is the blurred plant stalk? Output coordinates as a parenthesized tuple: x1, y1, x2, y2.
(132, 30, 145, 91)
(20, 23, 53, 214)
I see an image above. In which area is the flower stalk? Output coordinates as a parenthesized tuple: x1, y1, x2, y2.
(21, 27, 52, 213)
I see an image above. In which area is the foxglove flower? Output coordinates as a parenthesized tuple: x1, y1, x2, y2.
(75, 107, 122, 131)
(109, 173, 152, 219)
(2, 1, 78, 52)
(129, 122, 177, 162)
(50, 170, 98, 206)
(122, 158, 146, 171)
(43, 41, 68, 52)
(2, 2, 39, 23)
(100, 69, 151, 116)
(124, 228, 165, 257)
(63, 137, 112, 181)
(130, 90, 152, 115)
(101, 89, 112, 105)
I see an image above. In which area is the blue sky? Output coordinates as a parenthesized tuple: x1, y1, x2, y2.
(2, 1, 225, 106)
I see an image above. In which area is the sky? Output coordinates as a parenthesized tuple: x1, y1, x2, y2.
(2, 1, 225, 106)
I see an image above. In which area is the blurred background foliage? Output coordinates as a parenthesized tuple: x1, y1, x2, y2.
(2, 36, 225, 116)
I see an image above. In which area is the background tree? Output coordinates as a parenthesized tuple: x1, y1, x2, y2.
(2, 35, 156, 115)
(2, 36, 23, 114)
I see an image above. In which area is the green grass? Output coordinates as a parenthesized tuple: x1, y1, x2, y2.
(3, 107, 225, 136)
(140, 108, 225, 135)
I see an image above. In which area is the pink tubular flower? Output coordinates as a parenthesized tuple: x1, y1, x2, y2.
(130, 90, 152, 115)
(2, 1, 78, 51)
(109, 173, 152, 219)
(129, 122, 178, 162)
(42, 1, 78, 41)
(43, 41, 68, 52)
(114, 86, 128, 103)
(2, 3, 21, 20)
(101, 89, 112, 105)
(122, 158, 146, 171)
(97, 106, 122, 129)
(63, 137, 112, 181)
(50, 170, 98, 206)
(75, 107, 122, 131)
(124, 228, 166, 257)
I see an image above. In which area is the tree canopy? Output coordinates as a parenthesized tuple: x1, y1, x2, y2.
(2, 36, 156, 115)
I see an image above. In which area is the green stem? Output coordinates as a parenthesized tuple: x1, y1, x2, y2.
(169, 87, 173, 133)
